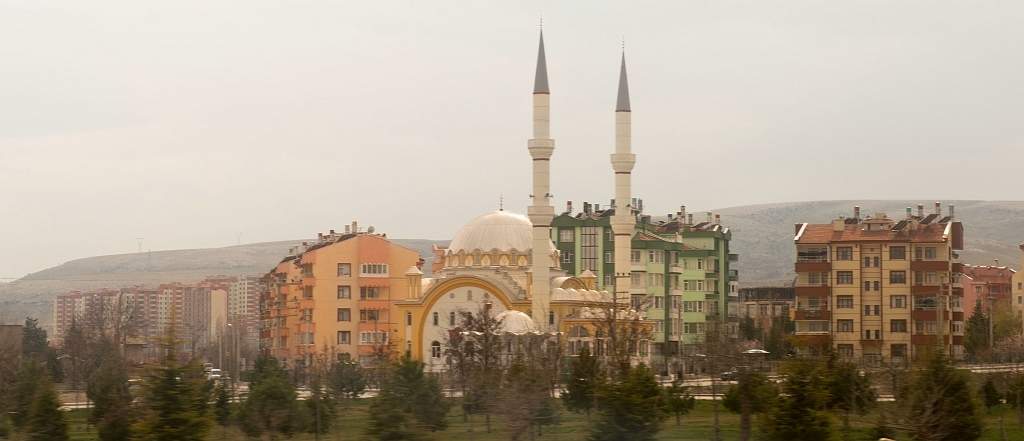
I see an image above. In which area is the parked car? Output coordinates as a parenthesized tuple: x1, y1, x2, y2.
(719, 366, 750, 381)
(204, 363, 213, 372)
(208, 368, 222, 381)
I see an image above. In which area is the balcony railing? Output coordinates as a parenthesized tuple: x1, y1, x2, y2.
(797, 255, 828, 263)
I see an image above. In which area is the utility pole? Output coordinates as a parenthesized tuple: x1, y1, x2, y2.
(136, 238, 144, 253)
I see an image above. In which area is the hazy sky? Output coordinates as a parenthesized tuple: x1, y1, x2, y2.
(1, 1, 1021, 278)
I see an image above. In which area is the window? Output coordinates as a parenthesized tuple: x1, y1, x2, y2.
(951, 322, 963, 333)
(800, 321, 829, 333)
(432, 312, 438, 326)
(337, 331, 351, 344)
(605, 228, 614, 242)
(406, 312, 412, 326)
(630, 250, 642, 263)
(431, 341, 442, 358)
(562, 251, 573, 264)
(838, 344, 854, 357)
(631, 295, 644, 310)
(654, 320, 663, 332)
(925, 272, 937, 284)
(337, 308, 351, 322)
(605, 251, 613, 263)
(864, 256, 871, 267)
(891, 320, 907, 332)
(604, 274, 614, 287)
(836, 247, 853, 260)
(1019, 282, 1023, 290)
(875, 330, 880, 339)
(864, 330, 872, 339)
(890, 271, 906, 284)
(915, 321, 937, 334)
(559, 229, 574, 242)
(837, 296, 853, 309)
(360, 331, 388, 345)
(892, 294, 909, 309)
(337, 263, 351, 277)
(549, 310, 555, 325)
(864, 305, 872, 316)
(890, 247, 906, 260)
(837, 271, 854, 284)
(360, 286, 379, 299)
(915, 247, 923, 260)
(337, 286, 351, 299)
(838, 320, 854, 332)
(975, 286, 983, 294)
(648, 273, 664, 286)
(864, 281, 872, 291)
(697, 259, 704, 270)
(925, 247, 937, 259)
(360, 310, 379, 322)
(915, 271, 923, 285)
(449, 312, 456, 326)
(630, 272, 645, 288)
(648, 250, 663, 263)
(683, 259, 689, 270)
(892, 344, 907, 358)
(1019, 296, 1022, 305)
(683, 301, 704, 313)
(652, 296, 663, 309)
(874, 281, 880, 291)
(809, 272, 820, 285)
(360, 263, 388, 276)
(697, 280, 705, 291)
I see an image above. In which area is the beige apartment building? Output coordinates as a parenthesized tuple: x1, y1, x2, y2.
(1013, 245, 1024, 326)
(793, 203, 965, 363)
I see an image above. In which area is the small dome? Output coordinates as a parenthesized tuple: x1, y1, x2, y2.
(495, 310, 538, 335)
(447, 210, 556, 255)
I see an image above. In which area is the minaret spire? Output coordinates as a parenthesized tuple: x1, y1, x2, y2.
(610, 50, 635, 308)
(528, 28, 555, 331)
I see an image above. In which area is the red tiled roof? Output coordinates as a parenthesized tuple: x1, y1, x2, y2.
(796, 222, 949, 244)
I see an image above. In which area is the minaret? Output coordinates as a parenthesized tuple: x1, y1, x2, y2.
(610, 51, 635, 307)
(528, 29, 555, 331)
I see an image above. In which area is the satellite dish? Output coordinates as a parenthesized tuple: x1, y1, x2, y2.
(367, 226, 375, 234)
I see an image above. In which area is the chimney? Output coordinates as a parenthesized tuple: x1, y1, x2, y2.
(352, 221, 358, 233)
(668, 213, 673, 219)
(917, 204, 924, 218)
(995, 259, 999, 267)
(330, 229, 335, 235)
(681, 205, 687, 221)
(833, 219, 845, 232)
(949, 204, 955, 220)
(854, 206, 860, 221)
(318, 232, 323, 241)
(344, 225, 351, 234)
(935, 202, 941, 215)
(566, 200, 573, 213)
(688, 213, 693, 224)
(638, 198, 644, 213)
(715, 214, 721, 225)
(583, 202, 591, 214)
(707, 211, 712, 223)
(595, 204, 600, 211)
(906, 207, 912, 220)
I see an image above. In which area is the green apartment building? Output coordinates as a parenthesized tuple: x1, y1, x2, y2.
(550, 203, 738, 370)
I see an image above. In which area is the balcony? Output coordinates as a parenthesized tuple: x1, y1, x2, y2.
(795, 285, 831, 297)
(911, 260, 949, 271)
(669, 263, 682, 274)
(795, 261, 831, 273)
(795, 309, 830, 321)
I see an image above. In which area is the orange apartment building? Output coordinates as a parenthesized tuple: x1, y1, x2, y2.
(961, 263, 1015, 319)
(259, 224, 421, 370)
(793, 203, 965, 363)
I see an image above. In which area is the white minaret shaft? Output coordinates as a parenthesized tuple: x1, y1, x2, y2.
(528, 30, 555, 331)
(610, 53, 634, 307)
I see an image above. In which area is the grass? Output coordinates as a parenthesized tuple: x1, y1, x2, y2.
(55, 399, 1024, 440)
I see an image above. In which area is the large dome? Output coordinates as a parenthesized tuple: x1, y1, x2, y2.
(448, 210, 554, 254)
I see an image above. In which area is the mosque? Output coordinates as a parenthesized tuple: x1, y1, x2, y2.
(394, 30, 651, 371)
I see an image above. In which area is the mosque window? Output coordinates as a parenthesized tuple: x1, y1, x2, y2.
(450, 312, 456, 326)
(433, 312, 438, 326)
(431, 341, 441, 358)
(406, 312, 412, 326)
(548, 310, 555, 325)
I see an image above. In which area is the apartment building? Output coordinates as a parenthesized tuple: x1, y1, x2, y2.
(732, 287, 795, 330)
(228, 275, 261, 334)
(550, 203, 738, 364)
(259, 224, 421, 370)
(793, 203, 965, 363)
(961, 264, 1015, 318)
(1012, 245, 1024, 328)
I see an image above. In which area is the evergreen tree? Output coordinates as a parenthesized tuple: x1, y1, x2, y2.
(7, 360, 46, 429)
(213, 382, 231, 437)
(21, 318, 48, 359)
(822, 352, 874, 437)
(980, 376, 1001, 413)
(130, 319, 212, 441)
(764, 316, 795, 360)
(903, 351, 982, 441)
(589, 364, 666, 441)
(328, 358, 365, 409)
(496, 352, 556, 441)
(723, 370, 776, 440)
(663, 378, 696, 426)
(759, 357, 832, 441)
(239, 356, 306, 441)
(87, 359, 134, 441)
(964, 301, 989, 360)
(366, 353, 450, 441)
(24, 375, 69, 441)
(562, 346, 602, 422)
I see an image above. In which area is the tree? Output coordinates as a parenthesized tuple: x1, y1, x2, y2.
(214, 383, 231, 438)
(6, 359, 46, 429)
(328, 358, 365, 409)
(663, 378, 696, 426)
(901, 351, 982, 441)
(964, 301, 990, 360)
(23, 375, 69, 441)
(823, 353, 874, 438)
(759, 357, 832, 441)
(446, 306, 506, 432)
(366, 353, 450, 440)
(980, 376, 1001, 413)
(87, 359, 134, 441)
(562, 346, 602, 422)
(21, 318, 48, 359)
(239, 356, 306, 441)
(130, 317, 212, 441)
(723, 370, 776, 440)
(589, 364, 666, 441)
(738, 317, 760, 342)
(763, 316, 795, 360)
(496, 352, 556, 441)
